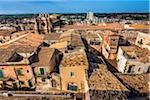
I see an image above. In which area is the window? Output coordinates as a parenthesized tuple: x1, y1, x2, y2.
(123, 51, 126, 56)
(70, 72, 75, 77)
(42, 78, 46, 82)
(40, 68, 45, 75)
(127, 65, 135, 73)
(106, 48, 109, 52)
(117, 59, 119, 62)
(138, 39, 143, 45)
(51, 79, 57, 88)
(138, 68, 141, 71)
(28, 79, 34, 87)
(68, 84, 78, 91)
(27, 70, 29, 73)
(20, 81, 24, 85)
(127, 66, 132, 73)
(0, 70, 4, 78)
(16, 69, 22, 75)
(12, 81, 17, 89)
(147, 67, 150, 73)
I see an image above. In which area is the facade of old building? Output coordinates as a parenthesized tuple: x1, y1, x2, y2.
(0, 65, 35, 90)
(33, 47, 62, 91)
(0, 49, 35, 90)
(102, 34, 120, 60)
(85, 32, 102, 55)
(60, 50, 89, 95)
(135, 32, 150, 50)
(0, 31, 44, 90)
(116, 46, 150, 74)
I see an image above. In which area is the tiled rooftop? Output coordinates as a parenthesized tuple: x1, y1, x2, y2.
(60, 50, 88, 67)
(0, 30, 14, 36)
(59, 32, 84, 48)
(0, 31, 44, 48)
(36, 47, 57, 66)
(88, 64, 128, 91)
(0, 49, 16, 63)
(50, 41, 68, 49)
(116, 73, 150, 94)
(59, 23, 123, 30)
(44, 33, 61, 40)
(4, 45, 37, 54)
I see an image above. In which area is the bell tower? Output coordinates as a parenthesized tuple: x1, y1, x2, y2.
(35, 13, 53, 34)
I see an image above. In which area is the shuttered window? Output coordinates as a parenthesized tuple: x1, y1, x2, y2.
(40, 68, 45, 75)
(17, 69, 22, 75)
(68, 84, 78, 91)
(0, 70, 4, 78)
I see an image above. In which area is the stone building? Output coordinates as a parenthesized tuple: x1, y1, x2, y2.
(35, 14, 53, 34)
(102, 34, 120, 60)
(85, 32, 103, 55)
(59, 50, 89, 96)
(0, 30, 15, 43)
(116, 45, 150, 74)
(0, 31, 44, 90)
(50, 30, 85, 52)
(32, 47, 62, 91)
(135, 32, 150, 50)
(86, 12, 94, 23)
(0, 49, 35, 90)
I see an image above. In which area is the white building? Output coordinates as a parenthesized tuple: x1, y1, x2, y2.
(116, 46, 150, 74)
(86, 12, 94, 22)
(135, 32, 150, 50)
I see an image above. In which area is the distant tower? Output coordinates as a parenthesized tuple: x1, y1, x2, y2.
(35, 13, 53, 34)
(86, 12, 94, 22)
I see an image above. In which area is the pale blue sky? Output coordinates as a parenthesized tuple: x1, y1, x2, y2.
(0, 0, 149, 14)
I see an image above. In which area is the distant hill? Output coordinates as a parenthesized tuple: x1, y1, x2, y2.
(0, 14, 37, 19)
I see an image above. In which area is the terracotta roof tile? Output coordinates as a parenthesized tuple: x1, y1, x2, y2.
(116, 73, 150, 93)
(0, 49, 16, 63)
(88, 64, 128, 91)
(60, 50, 88, 67)
(36, 47, 59, 66)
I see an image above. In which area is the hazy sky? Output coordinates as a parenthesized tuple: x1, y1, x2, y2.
(0, 0, 149, 14)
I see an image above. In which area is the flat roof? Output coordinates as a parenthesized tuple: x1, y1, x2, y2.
(120, 45, 150, 63)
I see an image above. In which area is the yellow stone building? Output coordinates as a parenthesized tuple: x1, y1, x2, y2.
(59, 50, 89, 93)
